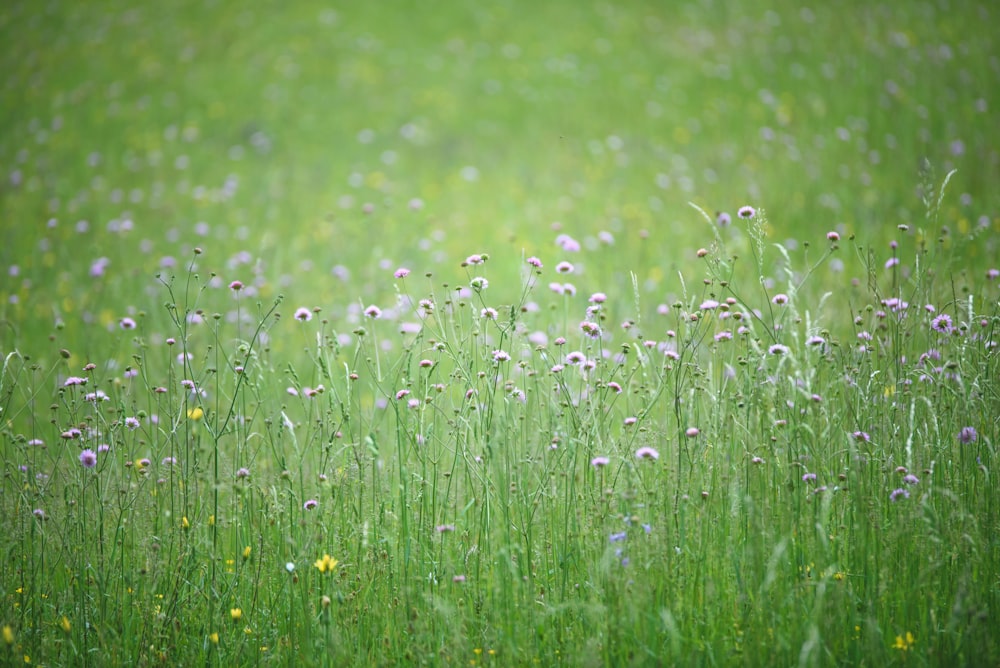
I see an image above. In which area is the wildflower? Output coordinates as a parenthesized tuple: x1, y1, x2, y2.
(607, 381, 622, 393)
(435, 524, 456, 533)
(63, 376, 88, 387)
(958, 427, 977, 444)
(771, 294, 789, 305)
(903, 474, 919, 485)
(526, 256, 543, 268)
(229, 280, 244, 291)
(717, 212, 731, 227)
(294, 307, 312, 322)
(806, 336, 825, 346)
(714, 331, 733, 342)
(32, 509, 46, 519)
(580, 321, 601, 338)
(624, 417, 638, 426)
(737, 206, 756, 219)
(802, 473, 817, 483)
(685, 427, 700, 438)
(931, 314, 953, 333)
(555, 261, 574, 274)
(182, 516, 190, 529)
(230, 608, 242, 621)
(492, 350, 510, 363)
(303, 499, 318, 511)
(890, 488, 909, 502)
(589, 292, 607, 304)
(3, 625, 13, 645)
(751, 456, 765, 465)
(481, 307, 498, 320)
(635, 446, 659, 460)
(396, 389, 410, 400)
(285, 562, 295, 573)
(452, 575, 466, 583)
(852, 430, 871, 442)
(700, 299, 719, 310)
(125, 416, 140, 430)
(314, 553, 338, 573)
(469, 277, 488, 291)
(161, 457, 177, 467)
(61, 428, 82, 440)
(242, 546, 251, 560)
(60, 616, 71, 633)
(120, 317, 137, 330)
(465, 254, 484, 265)
(768, 344, 789, 355)
(591, 456, 610, 468)
(394, 267, 410, 278)
(364, 305, 382, 319)
(892, 632, 915, 651)
(826, 231, 840, 241)
(187, 407, 204, 421)
(419, 359, 434, 368)
(236, 467, 250, 479)
(209, 632, 219, 644)
(609, 531, 627, 543)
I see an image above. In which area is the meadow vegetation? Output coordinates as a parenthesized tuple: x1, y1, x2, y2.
(1, 1, 999, 665)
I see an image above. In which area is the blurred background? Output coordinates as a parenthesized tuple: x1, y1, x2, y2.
(2, 0, 998, 355)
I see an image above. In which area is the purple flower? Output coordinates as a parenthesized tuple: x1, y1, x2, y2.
(802, 473, 817, 483)
(609, 531, 627, 543)
(902, 474, 919, 485)
(890, 488, 909, 502)
(738, 205, 756, 219)
(931, 314, 953, 333)
(717, 212, 731, 227)
(958, 427, 977, 444)
(492, 350, 511, 363)
(526, 256, 543, 268)
(63, 376, 88, 387)
(580, 321, 601, 338)
(125, 417, 140, 430)
(469, 277, 488, 291)
(303, 499, 318, 510)
(852, 430, 871, 442)
(768, 344, 789, 355)
(364, 305, 382, 319)
(294, 307, 313, 322)
(635, 446, 659, 460)
(229, 280, 244, 291)
(771, 294, 789, 305)
(120, 317, 137, 330)
(685, 427, 700, 438)
(394, 267, 410, 279)
(555, 261, 574, 274)
(79, 449, 97, 468)
(591, 456, 610, 468)
(236, 467, 250, 479)
(435, 524, 456, 533)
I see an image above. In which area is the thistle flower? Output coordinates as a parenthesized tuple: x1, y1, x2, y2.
(958, 427, 977, 444)
(79, 449, 97, 468)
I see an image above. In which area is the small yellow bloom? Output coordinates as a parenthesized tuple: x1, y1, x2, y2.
(24, 655, 30, 664)
(187, 407, 204, 421)
(209, 632, 219, 645)
(242, 546, 251, 560)
(3, 625, 14, 645)
(230, 608, 242, 621)
(313, 554, 338, 574)
(182, 516, 190, 530)
(59, 616, 71, 633)
(834, 572, 844, 581)
(208, 514, 215, 526)
(892, 631, 915, 651)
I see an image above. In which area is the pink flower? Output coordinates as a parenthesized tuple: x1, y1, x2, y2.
(635, 446, 659, 460)
(294, 307, 312, 321)
(394, 268, 410, 279)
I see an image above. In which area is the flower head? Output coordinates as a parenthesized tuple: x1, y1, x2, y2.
(79, 449, 97, 468)
(313, 553, 338, 573)
(635, 446, 659, 460)
(294, 307, 313, 322)
(738, 205, 756, 219)
(958, 427, 977, 444)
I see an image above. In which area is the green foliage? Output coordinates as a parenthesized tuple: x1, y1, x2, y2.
(1, 0, 999, 666)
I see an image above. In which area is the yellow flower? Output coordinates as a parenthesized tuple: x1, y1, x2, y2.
(242, 546, 251, 560)
(182, 516, 190, 530)
(230, 608, 242, 621)
(892, 632, 915, 651)
(187, 407, 204, 421)
(3, 625, 14, 645)
(209, 632, 219, 645)
(313, 554, 338, 574)
(59, 616, 71, 633)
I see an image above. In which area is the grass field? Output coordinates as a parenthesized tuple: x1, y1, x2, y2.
(2, 1, 999, 665)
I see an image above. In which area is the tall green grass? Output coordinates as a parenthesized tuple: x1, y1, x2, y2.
(1, 0, 999, 665)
